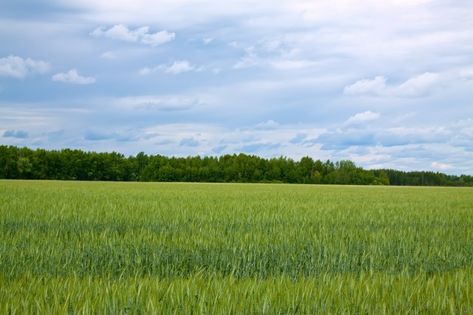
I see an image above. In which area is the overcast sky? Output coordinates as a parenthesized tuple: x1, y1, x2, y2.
(1, 0, 472, 174)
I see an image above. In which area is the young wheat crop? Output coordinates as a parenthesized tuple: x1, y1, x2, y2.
(1, 180, 472, 313)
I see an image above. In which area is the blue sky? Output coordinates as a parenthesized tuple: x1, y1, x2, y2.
(1, 0, 472, 174)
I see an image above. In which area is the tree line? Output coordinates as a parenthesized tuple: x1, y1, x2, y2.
(1, 145, 472, 186)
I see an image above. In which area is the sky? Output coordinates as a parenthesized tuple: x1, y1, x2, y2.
(0, 0, 472, 174)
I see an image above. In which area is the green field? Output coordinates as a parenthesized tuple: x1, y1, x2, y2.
(1, 180, 473, 313)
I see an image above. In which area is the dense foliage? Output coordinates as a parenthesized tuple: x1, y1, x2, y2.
(1, 145, 472, 186)
(1, 181, 473, 313)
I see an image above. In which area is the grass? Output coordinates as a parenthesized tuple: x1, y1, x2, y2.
(1, 180, 473, 313)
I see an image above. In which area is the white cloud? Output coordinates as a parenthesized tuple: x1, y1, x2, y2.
(346, 111, 380, 124)
(100, 51, 117, 59)
(139, 60, 197, 75)
(344, 72, 439, 97)
(90, 24, 175, 47)
(141, 30, 176, 46)
(114, 95, 202, 111)
(138, 67, 153, 76)
(165, 60, 195, 74)
(344, 76, 387, 96)
(431, 161, 452, 170)
(203, 37, 213, 44)
(459, 68, 473, 80)
(0, 55, 50, 78)
(232, 39, 323, 71)
(396, 72, 440, 97)
(233, 57, 259, 69)
(235, 55, 316, 71)
(52, 69, 96, 85)
(255, 120, 280, 130)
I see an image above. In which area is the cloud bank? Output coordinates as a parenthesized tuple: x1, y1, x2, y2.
(0, 0, 472, 174)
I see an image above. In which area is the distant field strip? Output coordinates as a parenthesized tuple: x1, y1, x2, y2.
(1, 181, 473, 313)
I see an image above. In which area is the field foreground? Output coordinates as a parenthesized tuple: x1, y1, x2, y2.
(1, 181, 473, 313)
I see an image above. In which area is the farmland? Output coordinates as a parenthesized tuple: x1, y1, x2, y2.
(1, 180, 473, 313)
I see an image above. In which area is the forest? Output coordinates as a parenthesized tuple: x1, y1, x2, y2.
(1, 145, 472, 186)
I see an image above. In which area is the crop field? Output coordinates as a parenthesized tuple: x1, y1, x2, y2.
(1, 180, 473, 313)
